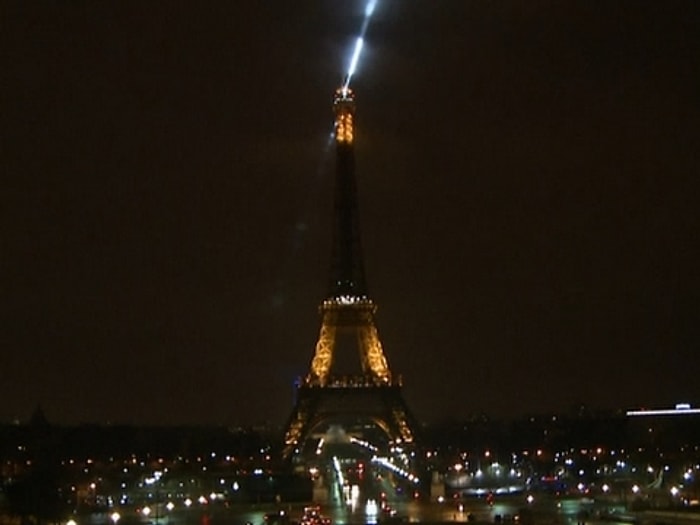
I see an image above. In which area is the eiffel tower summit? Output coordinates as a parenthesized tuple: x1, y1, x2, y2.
(282, 87, 420, 462)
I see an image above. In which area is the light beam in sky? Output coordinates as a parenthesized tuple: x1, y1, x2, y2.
(365, 0, 377, 18)
(346, 37, 364, 81)
(342, 0, 378, 90)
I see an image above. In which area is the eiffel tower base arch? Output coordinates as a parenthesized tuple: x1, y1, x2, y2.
(282, 383, 419, 462)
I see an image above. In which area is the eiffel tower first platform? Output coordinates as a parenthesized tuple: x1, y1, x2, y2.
(282, 88, 419, 461)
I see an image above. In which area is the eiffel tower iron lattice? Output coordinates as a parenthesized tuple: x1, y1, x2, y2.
(282, 88, 419, 460)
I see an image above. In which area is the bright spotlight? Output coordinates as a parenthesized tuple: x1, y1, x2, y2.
(347, 37, 364, 80)
(365, 0, 377, 17)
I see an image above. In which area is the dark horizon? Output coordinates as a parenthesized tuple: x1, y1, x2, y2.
(3, 1, 700, 426)
(4, 399, 696, 430)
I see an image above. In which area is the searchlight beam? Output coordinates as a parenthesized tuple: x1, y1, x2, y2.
(342, 0, 378, 90)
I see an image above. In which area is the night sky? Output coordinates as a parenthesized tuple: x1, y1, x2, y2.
(3, 1, 699, 426)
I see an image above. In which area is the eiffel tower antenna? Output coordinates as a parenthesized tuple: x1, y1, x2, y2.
(282, 88, 419, 461)
(327, 87, 367, 299)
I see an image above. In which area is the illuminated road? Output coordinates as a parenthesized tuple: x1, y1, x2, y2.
(76, 458, 638, 525)
(79, 494, 646, 525)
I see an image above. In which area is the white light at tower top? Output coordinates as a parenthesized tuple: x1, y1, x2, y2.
(341, 0, 379, 90)
(344, 37, 364, 89)
(349, 37, 364, 77)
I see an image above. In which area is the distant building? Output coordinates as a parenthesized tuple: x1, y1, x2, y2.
(626, 403, 700, 452)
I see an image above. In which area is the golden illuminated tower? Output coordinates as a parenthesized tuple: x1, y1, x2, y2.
(282, 88, 418, 461)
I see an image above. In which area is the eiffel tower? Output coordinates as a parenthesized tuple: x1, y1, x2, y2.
(282, 87, 419, 461)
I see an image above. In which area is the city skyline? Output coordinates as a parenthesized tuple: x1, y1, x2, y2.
(3, 1, 699, 426)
